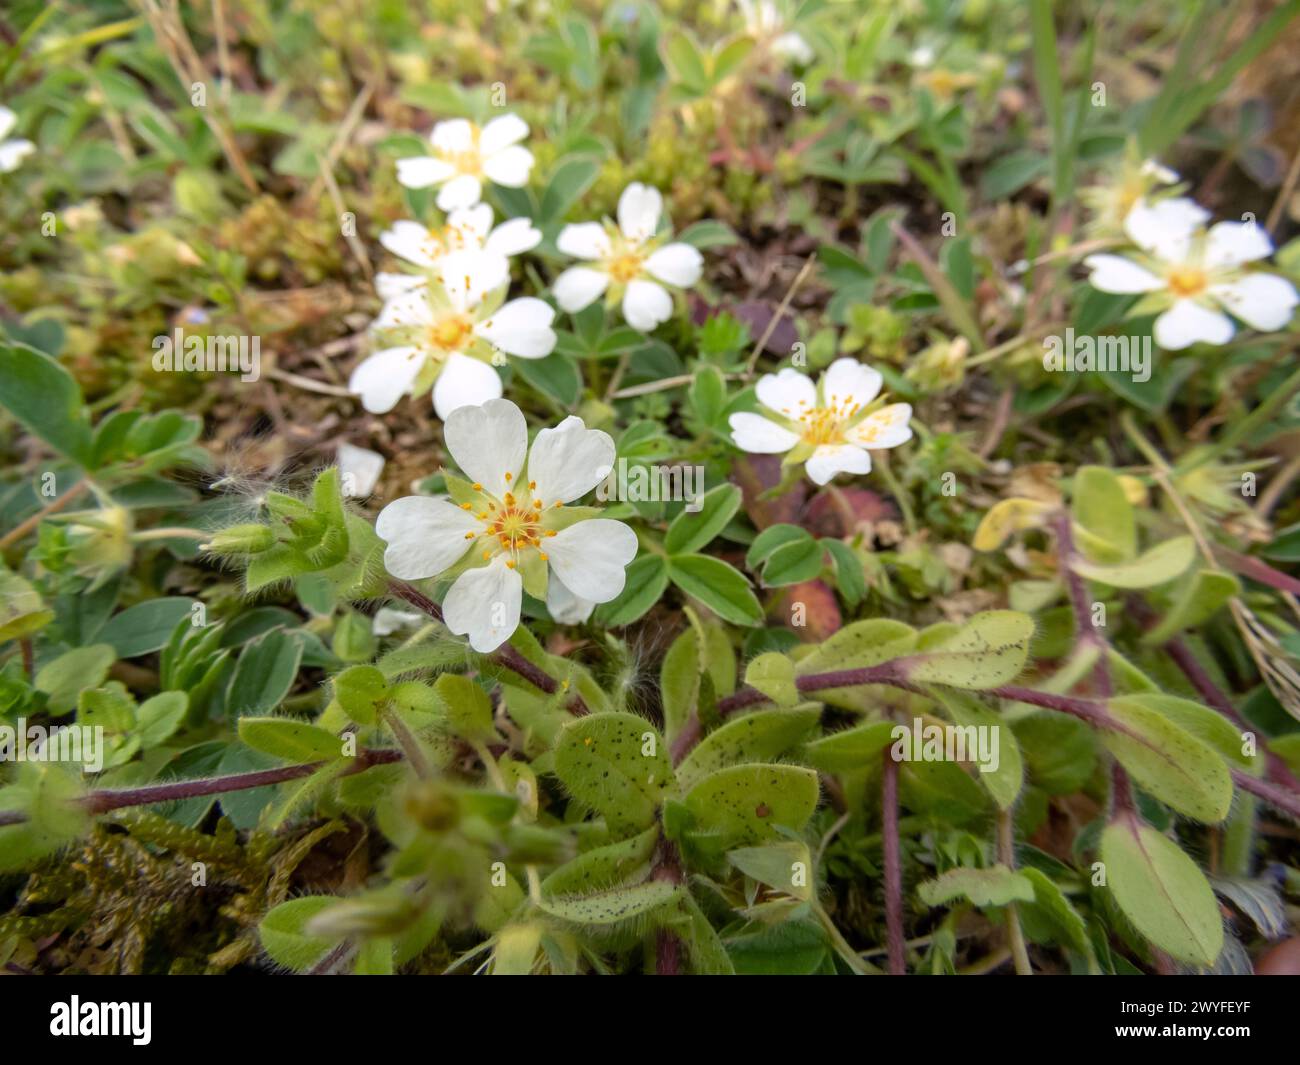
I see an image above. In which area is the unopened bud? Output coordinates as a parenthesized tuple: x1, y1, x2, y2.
(202, 524, 274, 555)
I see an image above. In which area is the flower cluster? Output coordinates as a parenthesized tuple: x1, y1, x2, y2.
(1084, 196, 1298, 350)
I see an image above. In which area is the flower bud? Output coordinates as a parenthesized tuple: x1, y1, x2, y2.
(203, 524, 275, 555)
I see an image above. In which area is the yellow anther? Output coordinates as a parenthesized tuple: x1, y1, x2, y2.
(472, 482, 482, 491)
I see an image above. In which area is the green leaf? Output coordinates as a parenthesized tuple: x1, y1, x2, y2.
(1101, 818, 1224, 966)
(1073, 466, 1137, 559)
(665, 483, 742, 555)
(1020, 867, 1090, 952)
(668, 555, 763, 626)
(796, 619, 917, 675)
(801, 720, 898, 772)
(659, 626, 701, 744)
(136, 691, 188, 747)
(36, 644, 115, 715)
(553, 712, 674, 835)
(259, 896, 339, 972)
(0, 570, 54, 642)
(539, 155, 601, 223)
(902, 611, 1034, 689)
(931, 689, 1024, 809)
(226, 629, 304, 716)
(435, 673, 496, 743)
(538, 879, 679, 926)
(595, 555, 668, 627)
(728, 841, 813, 900)
(1111, 692, 1253, 770)
(1141, 570, 1240, 645)
(760, 538, 824, 587)
(1102, 695, 1233, 822)
(0, 342, 93, 465)
(99, 597, 196, 657)
(918, 865, 1035, 908)
(676, 220, 738, 248)
(745, 524, 810, 569)
(514, 352, 581, 407)
(822, 539, 866, 605)
(725, 917, 829, 975)
(238, 717, 345, 762)
(541, 826, 658, 896)
(683, 763, 819, 845)
(662, 31, 709, 90)
(742, 653, 798, 708)
(676, 705, 820, 790)
(1072, 536, 1196, 589)
(333, 665, 390, 726)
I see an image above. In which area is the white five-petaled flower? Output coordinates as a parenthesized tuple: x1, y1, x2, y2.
(396, 114, 535, 212)
(1083, 198, 1299, 350)
(375, 203, 541, 301)
(737, 0, 814, 65)
(376, 399, 638, 652)
(351, 250, 556, 419)
(0, 106, 34, 173)
(728, 358, 913, 485)
(553, 182, 704, 333)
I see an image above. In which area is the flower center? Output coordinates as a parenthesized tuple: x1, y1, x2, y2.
(438, 126, 484, 177)
(463, 480, 559, 568)
(1166, 264, 1208, 298)
(428, 314, 473, 351)
(783, 395, 863, 448)
(607, 253, 644, 284)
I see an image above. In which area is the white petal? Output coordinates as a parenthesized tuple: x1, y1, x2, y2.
(544, 519, 638, 603)
(1083, 253, 1165, 294)
(1154, 299, 1235, 350)
(0, 138, 34, 173)
(477, 297, 556, 359)
(805, 444, 871, 485)
(432, 352, 504, 421)
(337, 442, 385, 497)
(772, 32, 814, 64)
(480, 113, 529, 155)
(430, 118, 474, 154)
(443, 557, 522, 653)
(0, 107, 15, 142)
(546, 572, 595, 624)
(447, 203, 494, 246)
(396, 156, 455, 188)
(1210, 273, 1299, 332)
(526, 416, 616, 505)
(482, 146, 534, 188)
(728, 412, 801, 453)
(485, 217, 542, 258)
(553, 266, 610, 312)
(1140, 160, 1178, 184)
(443, 396, 528, 494)
(846, 403, 913, 449)
(436, 174, 483, 212)
(1123, 198, 1209, 261)
(821, 358, 883, 411)
(617, 182, 663, 244)
(380, 220, 440, 268)
(372, 608, 424, 637)
(556, 222, 612, 260)
(1204, 221, 1274, 269)
(374, 271, 427, 302)
(435, 249, 509, 311)
(349, 346, 425, 413)
(622, 279, 673, 331)
(756, 367, 817, 416)
(644, 243, 703, 287)
(376, 495, 479, 580)
(373, 288, 435, 330)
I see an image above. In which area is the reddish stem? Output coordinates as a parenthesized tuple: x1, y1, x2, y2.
(881, 747, 905, 975)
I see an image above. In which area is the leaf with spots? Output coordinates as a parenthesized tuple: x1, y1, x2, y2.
(900, 610, 1034, 690)
(539, 879, 680, 926)
(801, 720, 898, 772)
(683, 763, 819, 846)
(541, 826, 659, 897)
(676, 705, 821, 790)
(553, 712, 674, 836)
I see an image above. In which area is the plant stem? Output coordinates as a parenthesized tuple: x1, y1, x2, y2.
(881, 746, 905, 975)
(0, 479, 89, 551)
(997, 809, 1032, 976)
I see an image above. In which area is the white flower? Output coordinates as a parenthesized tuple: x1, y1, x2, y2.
(728, 358, 913, 486)
(351, 250, 557, 419)
(553, 182, 704, 333)
(0, 106, 35, 173)
(737, 0, 813, 65)
(372, 607, 425, 636)
(396, 114, 535, 211)
(375, 399, 638, 653)
(377, 203, 540, 292)
(1084, 198, 1299, 350)
(1082, 150, 1181, 236)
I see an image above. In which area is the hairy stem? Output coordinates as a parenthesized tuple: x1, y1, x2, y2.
(881, 747, 905, 975)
